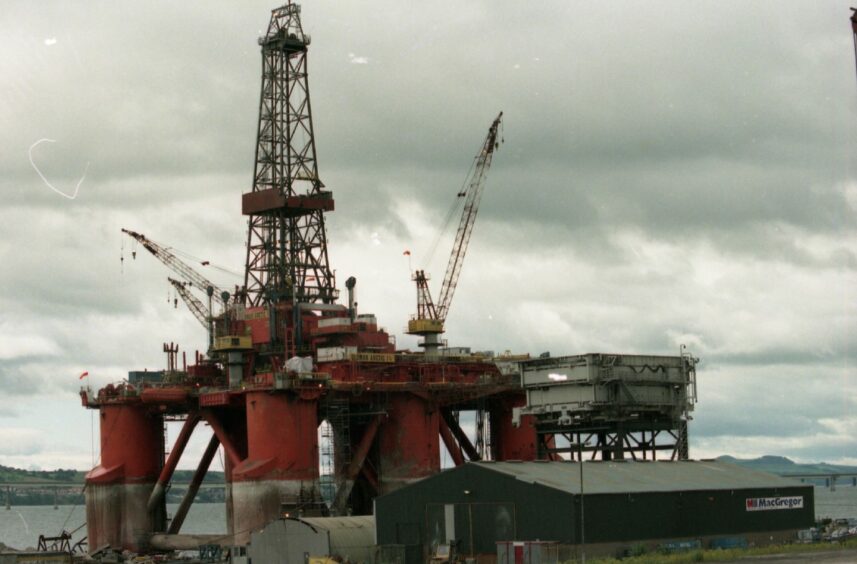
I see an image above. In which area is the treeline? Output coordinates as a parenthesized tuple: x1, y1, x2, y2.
(0, 465, 85, 484)
(0, 464, 225, 486)
(4, 487, 224, 506)
(1, 464, 226, 506)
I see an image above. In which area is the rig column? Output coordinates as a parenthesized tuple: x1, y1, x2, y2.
(85, 404, 164, 552)
(231, 390, 321, 543)
(491, 396, 538, 461)
(377, 394, 440, 494)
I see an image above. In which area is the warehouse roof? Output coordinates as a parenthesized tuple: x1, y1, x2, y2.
(471, 460, 805, 495)
(297, 516, 375, 556)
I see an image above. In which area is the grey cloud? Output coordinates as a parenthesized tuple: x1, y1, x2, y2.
(1, 1, 855, 466)
(0, 360, 54, 396)
(1, 0, 852, 288)
(707, 348, 857, 367)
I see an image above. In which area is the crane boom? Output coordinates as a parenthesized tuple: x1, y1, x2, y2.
(122, 228, 228, 307)
(168, 277, 209, 329)
(436, 112, 503, 321)
(407, 113, 503, 352)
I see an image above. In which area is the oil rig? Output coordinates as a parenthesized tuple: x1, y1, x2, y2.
(81, 2, 697, 554)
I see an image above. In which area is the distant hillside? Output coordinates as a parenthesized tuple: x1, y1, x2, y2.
(0, 464, 226, 506)
(0, 465, 85, 484)
(717, 455, 857, 476)
(0, 464, 224, 484)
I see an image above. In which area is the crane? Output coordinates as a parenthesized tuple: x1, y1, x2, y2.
(407, 112, 503, 354)
(168, 277, 209, 329)
(121, 228, 229, 308)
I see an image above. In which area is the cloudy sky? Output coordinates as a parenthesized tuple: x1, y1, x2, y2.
(0, 1, 854, 471)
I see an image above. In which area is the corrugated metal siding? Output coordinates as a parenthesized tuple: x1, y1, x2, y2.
(375, 461, 814, 564)
(474, 460, 804, 494)
(248, 520, 329, 564)
(583, 486, 815, 543)
(299, 516, 376, 564)
(376, 464, 576, 563)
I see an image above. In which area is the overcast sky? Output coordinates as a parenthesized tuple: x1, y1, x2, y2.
(0, 1, 855, 471)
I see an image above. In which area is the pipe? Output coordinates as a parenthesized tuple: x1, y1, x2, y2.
(441, 409, 480, 461)
(147, 414, 200, 515)
(297, 303, 348, 313)
(345, 276, 357, 321)
(332, 414, 384, 512)
(150, 533, 232, 551)
(168, 434, 220, 534)
(201, 410, 242, 467)
(438, 417, 465, 466)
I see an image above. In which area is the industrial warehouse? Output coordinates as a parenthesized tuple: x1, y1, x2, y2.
(375, 460, 815, 562)
(5, 1, 840, 563)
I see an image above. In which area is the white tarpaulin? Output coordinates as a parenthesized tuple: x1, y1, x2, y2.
(285, 356, 313, 373)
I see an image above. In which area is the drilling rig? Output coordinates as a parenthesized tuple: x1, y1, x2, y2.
(82, 3, 538, 553)
(408, 112, 503, 356)
(82, 2, 698, 555)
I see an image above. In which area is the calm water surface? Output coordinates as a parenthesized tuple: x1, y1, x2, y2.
(1, 487, 854, 550)
(0, 503, 226, 551)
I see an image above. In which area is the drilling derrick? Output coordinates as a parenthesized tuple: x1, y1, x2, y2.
(229, 2, 334, 540)
(243, 2, 336, 308)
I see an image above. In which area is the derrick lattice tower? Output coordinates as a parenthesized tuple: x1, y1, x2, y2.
(243, 2, 336, 307)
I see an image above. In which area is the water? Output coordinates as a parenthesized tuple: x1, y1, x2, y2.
(0, 503, 226, 551)
(1, 488, 854, 551)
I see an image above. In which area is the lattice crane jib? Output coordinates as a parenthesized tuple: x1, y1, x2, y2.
(436, 112, 503, 321)
(168, 277, 209, 329)
(413, 270, 439, 321)
(407, 113, 502, 343)
(243, 2, 336, 307)
(121, 228, 227, 308)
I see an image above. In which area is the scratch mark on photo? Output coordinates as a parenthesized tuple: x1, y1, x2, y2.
(28, 138, 90, 200)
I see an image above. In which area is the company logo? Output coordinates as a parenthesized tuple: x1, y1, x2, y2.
(745, 496, 804, 511)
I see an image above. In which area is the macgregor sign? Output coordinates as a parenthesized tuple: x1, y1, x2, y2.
(745, 496, 804, 511)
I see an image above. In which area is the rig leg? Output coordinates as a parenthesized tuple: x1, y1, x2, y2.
(148, 414, 200, 518)
(332, 413, 384, 515)
(441, 409, 480, 461)
(438, 417, 466, 466)
(377, 394, 440, 495)
(85, 404, 164, 552)
(169, 434, 221, 534)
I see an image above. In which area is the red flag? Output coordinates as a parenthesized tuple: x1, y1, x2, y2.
(403, 250, 411, 256)
(79, 371, 89, 379)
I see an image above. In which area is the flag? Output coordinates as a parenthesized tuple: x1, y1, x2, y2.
(403, 250, 411, 256)
(79, 371, 89, 379)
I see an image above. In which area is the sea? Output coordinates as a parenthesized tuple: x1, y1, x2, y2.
(0, 502, 225, 552)
(1, 487, 855, 551)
